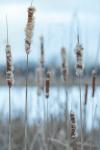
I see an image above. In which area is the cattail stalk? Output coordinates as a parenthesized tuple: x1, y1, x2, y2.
(45, 71, 50, 150)
(35, 36, 45, 95)
(90, 69, 96, 150)
(61, 47, 70, 142)
(83, 81, 88, 141)
(8, 87, 11, 150)
(84, 81, 88, 137)
(79, 75, 84, 150)
(24, 3, 35, 150)
(6, 16, 14, 150)
(90, 103, 97, 150)
(25, 54, 29, 150)
(75, 34, 84, 150)
(40, 37, 46, 147)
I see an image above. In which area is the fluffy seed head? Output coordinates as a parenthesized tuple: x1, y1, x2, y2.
(84, 81, 88, 105)
(25, 6, 36, 54)
(92, 69, 96, 97)
(61, 47, 68, 82)
(40, 36, 44, 67)
(6, 44, 14, 87)
(75, 40, 84, 77)
(70, 111, 78, 139)
(45, 71, 50, 99)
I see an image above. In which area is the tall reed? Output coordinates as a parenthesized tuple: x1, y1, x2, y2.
(92, 69, 96, 98)
(24, 3, 35, 150)
(45, 71, 51, 150)
(60, 47, 69, 141)
(90, 69, 96, 150)
(5, 16, 14, 150)
(75, 34, 84, 150)
(83, 81, 88, 141)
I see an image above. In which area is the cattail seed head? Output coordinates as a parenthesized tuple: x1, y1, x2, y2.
(61, 48, 66, 66)
(70, 111, 78, 139)
(40, 36, 44, 67)
(45, 71, 50, 99)
(84, 81, 88, 105)
(92, 69, 96, 97)
(28, 7, 35, 22)
(61, 47, 68, 82)
(6, 44, 14, 87)
(75, 40, 84, 77)
(25, 6, 36, 54)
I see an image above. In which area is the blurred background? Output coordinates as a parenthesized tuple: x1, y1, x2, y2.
(0, 0, 100, 149)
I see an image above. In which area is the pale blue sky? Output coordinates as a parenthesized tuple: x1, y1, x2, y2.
(0, 0, 100, 66)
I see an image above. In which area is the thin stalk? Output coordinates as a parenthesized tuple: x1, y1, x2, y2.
(64, 81, 70, 147)
(46, 97, 49, 150)
(42, 92, 46, 149)
(92, 104, 97, 144)
(83, 106, 87, 142)
(9, 86, 11, 150)
(31, 0, 34, 6)
(90, 99, 97, 150)
(43, 93, 46, 132)
(64, 83, 68, 133)
(25, 54, 29, 150)
(79, 75, 83, 150)
(6, 15, 9, 44)
(37, 95, 41, 124)
(90, 98, 94, 150)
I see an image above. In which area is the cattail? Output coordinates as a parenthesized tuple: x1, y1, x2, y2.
(45, 71, 50, 99)
(24, 4, 36, 150)
(5, 16, 14, 150)
(6, 44, 14, 150)
(25, 6, 36, 54)
(40, 36, 44, 67)
(61, 48, 69, 140)
(61, 47, 68, 83)
(92, 69, 96, 97)
(75, 35, 84, 150)
(70, 111, 78, 139)
(45, 71, 51, 150)
(6, 44, 14, 87)
(84, 81, 88, 105)
(75, 36, 84, 77)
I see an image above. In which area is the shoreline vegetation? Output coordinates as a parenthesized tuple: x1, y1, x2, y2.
(0, 63, 100, 86)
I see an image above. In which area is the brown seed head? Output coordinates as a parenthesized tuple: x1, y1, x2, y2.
(6, 44, 14, 87)
(84, 81, 88, 105)
(92, 69, 96, 97)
